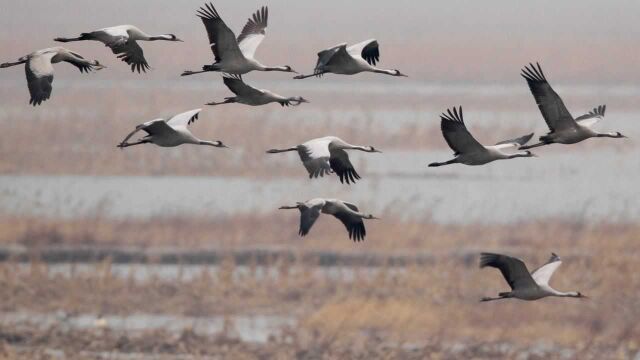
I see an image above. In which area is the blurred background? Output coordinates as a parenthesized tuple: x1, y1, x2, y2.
(0, 0, 639, 358)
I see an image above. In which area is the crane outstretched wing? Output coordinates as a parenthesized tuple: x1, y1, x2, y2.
(110, 41, 150, 73)
(166, 109, 202, 127)
(236, 6, 268, 59)
(314, 43, 349, 76)
(575, 105, 606, 128)
(298, 203, 322, 236)
(26, 56, 54, 106)
(440, 106, 485, 155)
(331, 202, 366, 242)
(222, 74, 264, 97)
(521, 62, 576, 132)
(531, 253, 562, 286)
(480, 253, 537, 290)
(60, 51, 100, 73)
(328, 148, 361, 184)
(494, 133, 534, 149)
(118, 119, 174, 145)
(347, 39, 379, 66)
(298, 139, 332, 178)
(197, 3, 245, 63)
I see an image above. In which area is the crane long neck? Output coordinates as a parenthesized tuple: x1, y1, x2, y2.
(129, 28, 169, 41)
(596, 132, 622, 138)
(148, 35, 172, 41)
(344, 144, 368, 151)
(336, 141, 371, 152)
(267, 147, 298, 153)
(262, 65, 290, 72)
(428, 159, 458, 167)
(372, 68, 396, 76)
(0, 59, 27, 68)
(507, 152, 531, 159)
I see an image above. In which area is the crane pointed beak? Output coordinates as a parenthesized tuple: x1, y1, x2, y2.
(279, 205, 298, 210)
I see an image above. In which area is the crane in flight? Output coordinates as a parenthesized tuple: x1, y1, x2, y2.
(1, 47, 104, 106)
(480, 252, 587, 302)
(279, 198, 378, 242)
(429, 106, 535, 167)
(519, 62, 626, 149)
(182, 3, 296, 76)
(294, 39, 407, 79)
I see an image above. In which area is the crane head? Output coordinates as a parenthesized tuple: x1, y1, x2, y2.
(283, 65, 297, 74)
(393, 69, 408, 77)
(571, 291, 588, 299)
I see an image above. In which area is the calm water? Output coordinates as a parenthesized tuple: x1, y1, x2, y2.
(0, 148, 637, 224)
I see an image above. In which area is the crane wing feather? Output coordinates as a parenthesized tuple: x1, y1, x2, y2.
(575, 105, 606, 128)
(494, 132, 534, 148)
(166, 109, 202, 127)
(314, 43, 350, 75)
(531, 253, 562, 286)
(236, 6, 267, 59)
(347, 39, 379, 66)
(222, 74, 264, 97)
(26, 56, 54, 106)
(521, 62, 576, 132)
(119, 119, 173, 145)
(297, 138, 333, 178)
(480, 253, 537, 290)
(325, 200, 366, 242)
(298, 203, 322, 237)
(440, 106, 486, 155)
(196, 3, 245, 63)
(54, 51, 99, 74)
(328, 148, 361, 184)
(110, 40, 150, 73)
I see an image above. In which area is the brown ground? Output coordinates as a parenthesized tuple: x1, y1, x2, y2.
(0, 217, 639, 359)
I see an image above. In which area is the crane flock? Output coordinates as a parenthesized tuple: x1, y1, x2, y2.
(1, 2, 627, 303)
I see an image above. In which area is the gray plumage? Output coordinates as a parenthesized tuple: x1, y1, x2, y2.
(181, 3, 295, 76)
(429, 106, 536, 167)
(206, 74, 308, 107)
(294, 39, 406, 79)
(0, 47, 104, 106)
(279, 198, 378, 241)
(55, 25, 182, 73)
(117, 109, 228, 149)
(520, 63, 625, 149)
(479, 252, 586, 302)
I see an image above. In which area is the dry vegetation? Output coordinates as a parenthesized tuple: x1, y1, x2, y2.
(0, 216, 639, 358)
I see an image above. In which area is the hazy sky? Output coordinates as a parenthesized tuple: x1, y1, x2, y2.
(1, 0, 639, 82)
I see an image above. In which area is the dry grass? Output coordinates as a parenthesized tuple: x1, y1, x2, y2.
(0, 213, 636, 254)
(0, 217, 639, 358)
